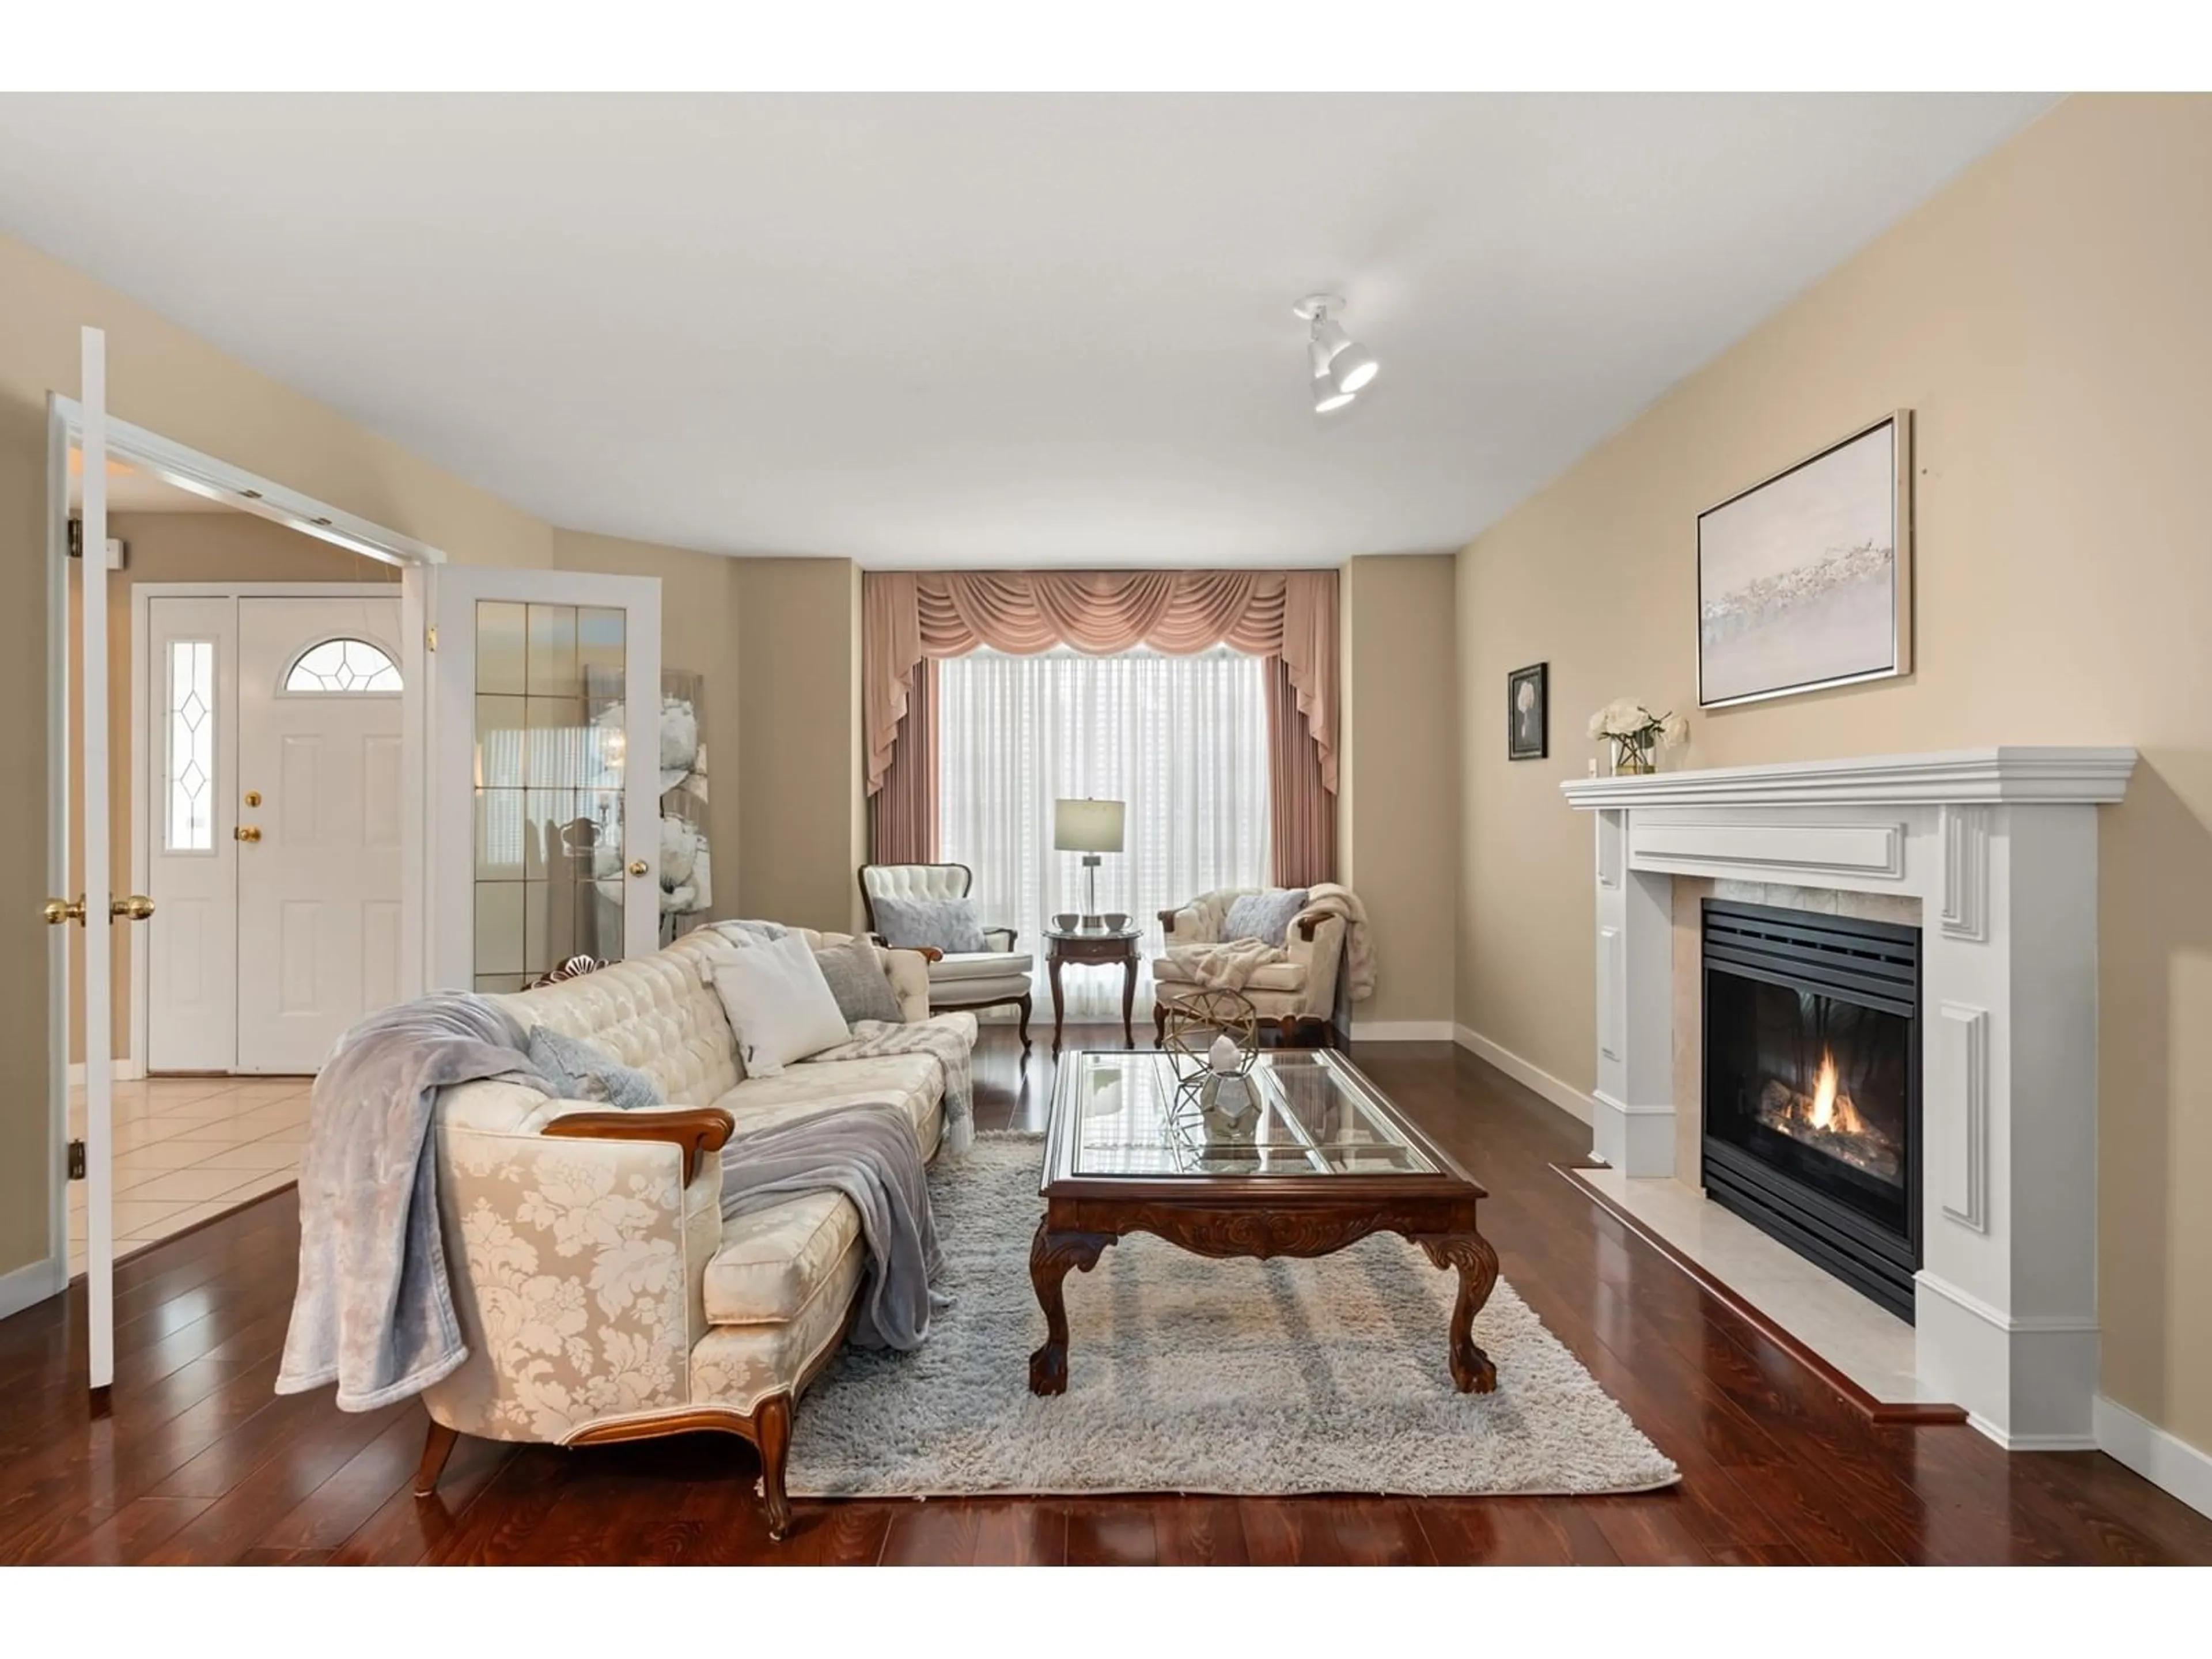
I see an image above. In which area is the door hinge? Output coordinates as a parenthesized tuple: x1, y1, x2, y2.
(67, 1139, 86, 1181)
(425, 624, 438, 652)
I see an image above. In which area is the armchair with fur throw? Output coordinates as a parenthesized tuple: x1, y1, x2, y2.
(1150, 881, 1374, 1048)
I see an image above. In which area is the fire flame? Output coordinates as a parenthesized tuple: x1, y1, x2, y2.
(1805, 1049, 1866, 1137)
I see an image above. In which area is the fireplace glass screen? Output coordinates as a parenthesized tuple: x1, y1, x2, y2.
(1701, 900, 1921, 1321)
(1705, 976, 1910, 1236)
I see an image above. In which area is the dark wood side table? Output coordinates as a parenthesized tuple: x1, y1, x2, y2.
(1044, 926, 1141, 1051)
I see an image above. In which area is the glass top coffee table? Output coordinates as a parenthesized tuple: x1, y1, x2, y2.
(1028, 1047, 1499, 1397)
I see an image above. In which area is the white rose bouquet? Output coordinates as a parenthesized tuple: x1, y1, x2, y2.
(1586, 699, 1689, 775)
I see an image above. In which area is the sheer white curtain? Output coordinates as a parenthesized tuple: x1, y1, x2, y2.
(938, 646, 1271, 1018)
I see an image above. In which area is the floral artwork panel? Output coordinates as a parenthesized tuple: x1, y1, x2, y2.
(1698, 415, 1911, 707)
(1508, 662, 1548, 760)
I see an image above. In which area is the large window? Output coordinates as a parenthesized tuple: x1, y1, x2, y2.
(937, 646, 1271, 1017)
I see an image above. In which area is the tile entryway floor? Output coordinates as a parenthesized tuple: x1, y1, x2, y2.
(67, 1075, 310, 1278)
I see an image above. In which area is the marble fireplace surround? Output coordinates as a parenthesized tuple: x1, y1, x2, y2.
(1560, 747, 2137, 1448)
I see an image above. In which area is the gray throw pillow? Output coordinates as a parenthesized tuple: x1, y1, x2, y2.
(813, 938, 904, 1026)
(1224, 888, 1310, 948)
(872, 893, 987, 955)
(525, 1025, 666, 1111)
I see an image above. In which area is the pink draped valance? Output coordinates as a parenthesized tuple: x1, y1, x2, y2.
(865, 569, 1340, 797)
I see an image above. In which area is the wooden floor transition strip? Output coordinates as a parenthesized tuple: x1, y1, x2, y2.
(1551, 1163, 1968, 1427)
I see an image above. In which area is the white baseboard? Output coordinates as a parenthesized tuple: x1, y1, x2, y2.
(2095, 1395, 2212, 1521)
(1965, 1415, 2098, 1452)
(1352, 1021, 1456, 1041)
(66, 1059, 145, 1085)
(1452, 1026, 1593, 1125)
(1590, 1090, 1679, 1177)
(0, 1255, 65, 1322)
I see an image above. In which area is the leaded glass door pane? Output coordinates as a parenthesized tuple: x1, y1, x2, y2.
(431, 569, 661, 992)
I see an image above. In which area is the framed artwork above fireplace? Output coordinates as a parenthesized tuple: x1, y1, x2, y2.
(1696, 410, 1914, 709)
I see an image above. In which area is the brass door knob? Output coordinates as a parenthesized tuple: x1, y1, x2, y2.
(234, 825, 262, 843)
(42, 895, 86, 926)
(244, 790, 262, 807)
(111, 895, 156, 922)
(626, 859, 649, 877)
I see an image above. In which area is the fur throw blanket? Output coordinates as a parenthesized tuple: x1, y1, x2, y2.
(1165, 935, 1284, 990)
(802, 1018, 974, 1157)
(1302, 882, 1376, 1002)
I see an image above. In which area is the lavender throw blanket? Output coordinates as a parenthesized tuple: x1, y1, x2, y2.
(719, 1104, 948, 1350)
(276, 993, 548, 1411)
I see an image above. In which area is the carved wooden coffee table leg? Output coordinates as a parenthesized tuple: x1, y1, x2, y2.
(1028, 1221, 1113, 1395)
(1419, 1232, 1501, 1393)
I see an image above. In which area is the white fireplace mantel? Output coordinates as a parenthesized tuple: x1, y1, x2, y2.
(1560, 745, 2138, 810)
(1560, 745, 2137, 1448)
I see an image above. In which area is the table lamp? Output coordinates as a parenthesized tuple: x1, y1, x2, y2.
(1053, 797, 1125, 930)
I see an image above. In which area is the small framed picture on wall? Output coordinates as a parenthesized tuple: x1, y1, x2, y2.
(1507, 662, 1548, 760)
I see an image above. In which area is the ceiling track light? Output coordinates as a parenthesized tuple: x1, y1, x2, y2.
(1293, 292, 1381, 412)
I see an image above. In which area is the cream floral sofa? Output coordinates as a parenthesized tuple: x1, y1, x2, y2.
(412, 926, 972, 1540)
(1151, 888, 1351, 1048)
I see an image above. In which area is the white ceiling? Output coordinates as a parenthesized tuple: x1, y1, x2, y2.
(0, 93, 2056, 567)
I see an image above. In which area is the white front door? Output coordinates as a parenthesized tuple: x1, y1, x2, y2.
(430, 567, 662, 988)
(234, 595, 404, 1073)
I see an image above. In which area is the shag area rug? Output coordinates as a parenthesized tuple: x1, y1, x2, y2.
(786, 1135, 1679, 1498)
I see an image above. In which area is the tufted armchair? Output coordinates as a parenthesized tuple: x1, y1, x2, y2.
(858, 861, 1033, 1047)
(1152, 888, 1351, 1050)
(414, 925, 972, 1540)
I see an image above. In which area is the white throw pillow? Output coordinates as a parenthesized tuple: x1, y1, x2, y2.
(707, 934, 852, 1078)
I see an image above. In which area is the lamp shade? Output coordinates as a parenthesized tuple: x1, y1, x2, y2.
(1312, 378, 1357, 414)
(1054, 797, 1126, 853)
(1329, 342, 1381, 394)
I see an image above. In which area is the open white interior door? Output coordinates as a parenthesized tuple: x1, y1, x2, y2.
(428, 567, 662, 990)
(59, 328, 155, 1396)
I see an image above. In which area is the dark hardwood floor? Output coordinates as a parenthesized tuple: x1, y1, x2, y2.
(5, 1025, 2209, 1566)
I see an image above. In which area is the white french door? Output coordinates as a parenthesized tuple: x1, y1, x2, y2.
(54, 328, 145, 1392)
(429, 567, 662, 989)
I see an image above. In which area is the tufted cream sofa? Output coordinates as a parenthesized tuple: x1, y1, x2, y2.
(412, 926, 974, 1540)
(1152, 888, 1350, 1048)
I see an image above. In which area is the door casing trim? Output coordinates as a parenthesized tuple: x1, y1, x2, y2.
(131, 583, 405, 1075)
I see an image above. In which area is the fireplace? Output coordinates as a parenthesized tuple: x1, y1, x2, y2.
(1702, 899, 1922, 1321)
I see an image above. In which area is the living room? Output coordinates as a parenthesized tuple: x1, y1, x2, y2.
(4, 9, 2210, 1631)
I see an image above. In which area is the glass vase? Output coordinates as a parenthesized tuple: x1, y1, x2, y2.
(1611, 737, 1656, 777)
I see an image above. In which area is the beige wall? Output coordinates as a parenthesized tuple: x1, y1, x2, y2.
(1, 228, 558, 1284)
(1454, 94, 2212, 1452)
(1339, 554, 1458, 1028)
(550, 530, 745, 921)
(733, 558, 866, 934)
(66, 511, 377, 1063)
